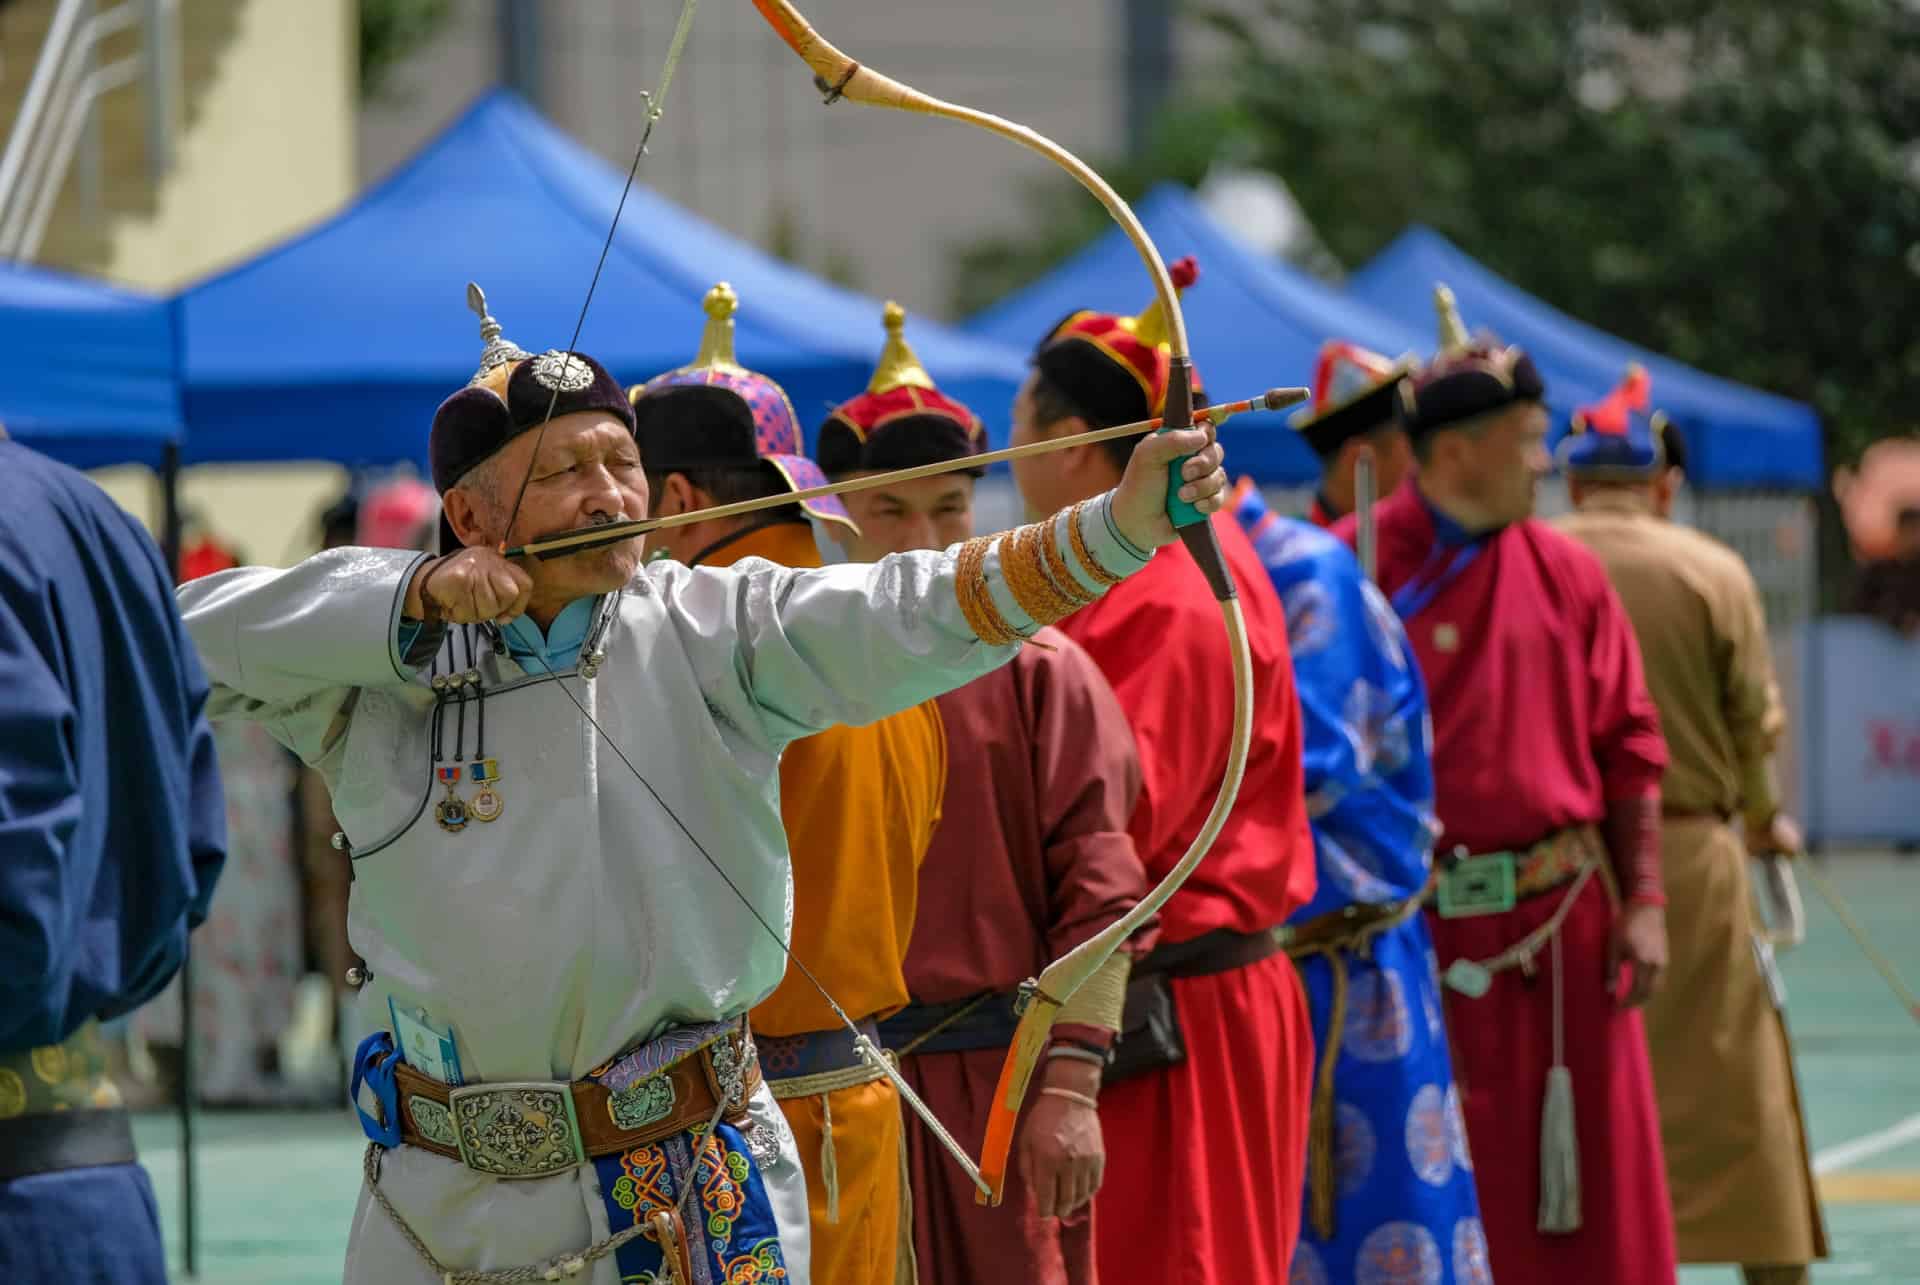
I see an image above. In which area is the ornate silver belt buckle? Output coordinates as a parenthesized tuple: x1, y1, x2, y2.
(447, 1081, 586, 1179)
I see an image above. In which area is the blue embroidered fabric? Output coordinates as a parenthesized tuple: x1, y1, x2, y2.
(583, 1052, 792, 1284)
(1234, 489, 1490, 1284)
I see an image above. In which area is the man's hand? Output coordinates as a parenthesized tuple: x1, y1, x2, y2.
(405, 548, 533, 625)
(1747, 811, 1804, 860)
(1110, 423, 1230, 550)
(1018, 1058, 1106, 1219)
(1608, 902, 1667, 1008)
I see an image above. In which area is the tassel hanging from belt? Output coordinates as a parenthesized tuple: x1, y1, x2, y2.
(1538, 929, 1582, 1234)
(1305, 950, 1349, 1241)
(770, 1063, 886, 1224)
(819, 1091, 840, 1225)
(1280, 894, 1424, 1242)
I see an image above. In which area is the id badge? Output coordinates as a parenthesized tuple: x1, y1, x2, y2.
(1436, 852, 1518, 919)
(388, 998, 466, 1087)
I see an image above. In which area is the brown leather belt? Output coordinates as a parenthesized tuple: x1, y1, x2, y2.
(1278, 896, 1421, 956)
(380, 1025, 761, 1178)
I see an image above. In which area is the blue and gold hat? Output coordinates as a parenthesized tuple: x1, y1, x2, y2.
(1561, 364, 1671, 480)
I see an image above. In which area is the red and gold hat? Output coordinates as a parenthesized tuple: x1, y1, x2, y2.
(816, 301, 986, 478)
(1034, 256, 1200, 428)
(1405, 284, 1545, 439)
(1291, 339, 1415, 459)
(628, 283, 854, 534)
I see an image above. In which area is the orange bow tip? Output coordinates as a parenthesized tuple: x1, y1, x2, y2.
(974, 994, 1059, 1206)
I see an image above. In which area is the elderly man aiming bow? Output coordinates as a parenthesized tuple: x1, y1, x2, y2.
(175, 288, 1231, 1285)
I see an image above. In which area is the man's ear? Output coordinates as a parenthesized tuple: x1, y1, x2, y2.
(1048, 414, 1098, 476)
(652, 472, 702, 518)
(442, 484, 491, 548)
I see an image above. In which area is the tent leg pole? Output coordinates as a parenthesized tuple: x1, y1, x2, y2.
(160, 443, 199, 1279)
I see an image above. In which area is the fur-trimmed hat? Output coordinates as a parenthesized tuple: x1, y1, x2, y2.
(1291, 339, 1415, 458)
(1033, 256, 1201, 429)
(1561, 363, 1674, 480)
(428, 283, 635, 552)
(816, 301, 986, 478)
(1404, 284, 1545, 439)
(628, 283, 854, 534)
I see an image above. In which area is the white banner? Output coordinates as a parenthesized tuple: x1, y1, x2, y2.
(1792, 618, 1920, 844)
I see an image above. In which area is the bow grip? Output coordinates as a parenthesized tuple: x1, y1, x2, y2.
(1158, 359, 1237, 602)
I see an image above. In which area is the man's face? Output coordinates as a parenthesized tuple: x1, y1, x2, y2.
(449, 411, 649, 600)
(1455, 402, 1550, 525)
(838, 474, 975, 558)
(1009, 371, 1073, 521)
(1372, 427, 1416, 498)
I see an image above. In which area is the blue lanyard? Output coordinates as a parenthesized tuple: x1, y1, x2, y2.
(1392, 542, 1483, 621)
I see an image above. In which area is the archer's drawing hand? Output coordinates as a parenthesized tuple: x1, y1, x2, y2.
(406, 548, 534, 626)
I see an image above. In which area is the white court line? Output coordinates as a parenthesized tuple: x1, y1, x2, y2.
(1813, 1112, 1920, 1174)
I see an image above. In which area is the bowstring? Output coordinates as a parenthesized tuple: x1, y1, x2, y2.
(511, 644, 861, 1032)
(497, 0, 700, 550)
(488, 0, 978, 1178)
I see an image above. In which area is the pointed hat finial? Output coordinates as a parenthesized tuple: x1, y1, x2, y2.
(689, 282, 748, 375)
(1133, 256, 1199, 350)
(466, 281, 532, 385)
(1434, 283, 1470, 353)
(868, 301, 937, 395)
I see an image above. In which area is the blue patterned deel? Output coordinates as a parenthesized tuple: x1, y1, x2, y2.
(1234, 488, 1486, 1284)
(588, 1117, 791, 1284)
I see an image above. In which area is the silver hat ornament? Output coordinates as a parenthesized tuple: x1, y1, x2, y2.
(466, 281, 532, 385)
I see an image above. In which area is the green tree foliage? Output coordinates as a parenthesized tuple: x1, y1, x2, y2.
(360, 0, 456, 100)
(952, 1, 1920, 465)
(946, 100, 1246, 319)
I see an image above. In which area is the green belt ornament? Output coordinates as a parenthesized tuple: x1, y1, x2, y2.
(1435, 851, 1518, 919)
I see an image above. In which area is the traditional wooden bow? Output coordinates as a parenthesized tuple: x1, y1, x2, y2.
(491, 0, 1266, 1215)
(748, 0, 1261, 1206)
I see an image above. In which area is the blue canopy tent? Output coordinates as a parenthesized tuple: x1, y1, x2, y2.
(0, 261, 181, 469)
(966, 183, 1428, 485)
(178, 91, 1026, 469)
(1349, 226, 1824, 490)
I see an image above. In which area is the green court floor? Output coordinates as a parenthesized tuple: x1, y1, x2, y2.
(132, 851, 1920, 1283)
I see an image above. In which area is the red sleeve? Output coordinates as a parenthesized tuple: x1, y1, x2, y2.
(1583, 567, 1668, 801)
(1025, 639, 1153, 961)
(1328, 511, 1357, 549)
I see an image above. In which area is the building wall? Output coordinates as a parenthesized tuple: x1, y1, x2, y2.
(360, 0, 1137, 319)
(105, 0, 358, 289)
(85, 0, 359, 560)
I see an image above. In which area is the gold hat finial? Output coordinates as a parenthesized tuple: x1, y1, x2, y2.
(1132, 255, 1199, 350)
(690, 282, 748, 375)
(466, 281, 531, 385)
(1434, 283, 1471, 353)
(868, 300, 937, 395)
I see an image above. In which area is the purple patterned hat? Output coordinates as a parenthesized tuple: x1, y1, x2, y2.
(628, 283, 853, 533)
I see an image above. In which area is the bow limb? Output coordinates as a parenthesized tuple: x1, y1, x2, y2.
(752, 0, 1257, 1208)
(752, 0, 1188, 358)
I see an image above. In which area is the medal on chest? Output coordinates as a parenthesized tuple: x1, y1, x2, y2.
(468, 757, 504, 822)
(434, 765, 470, 832)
